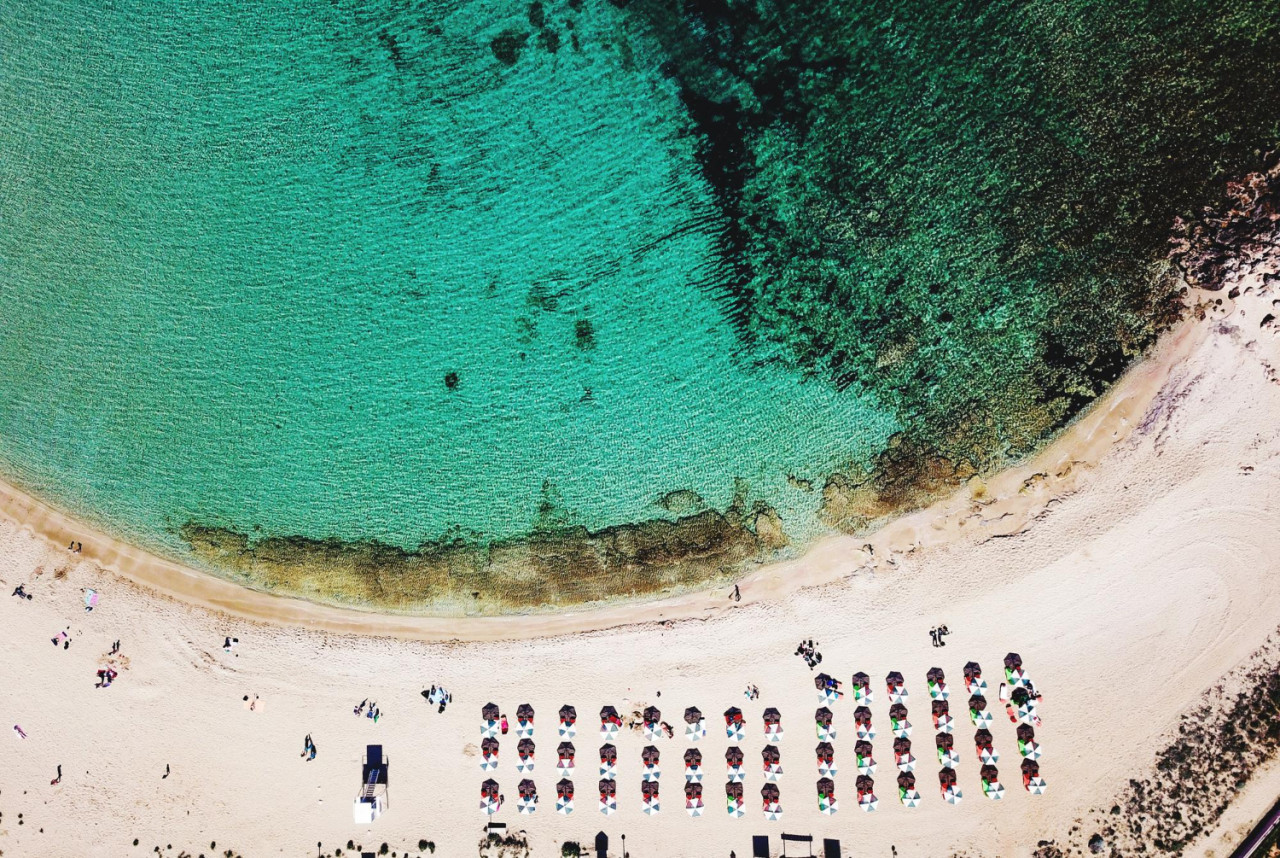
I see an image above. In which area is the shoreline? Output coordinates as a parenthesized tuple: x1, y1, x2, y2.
(0, 302, 1210, 641)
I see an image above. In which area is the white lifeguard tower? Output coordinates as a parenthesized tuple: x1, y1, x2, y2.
(353, 744, 389, 823)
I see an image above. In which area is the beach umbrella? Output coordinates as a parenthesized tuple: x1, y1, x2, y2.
(482, 737, 500, 755)
(1021, 758, 1040, 778)
(599, 779, 616, 797)
(517, 703, 534, 721)
(557, 741, 575, 760)
(761, 783, 780, 803)
(898, 771, 916, 790)
(600, 705, 619, 723)
(893, 737, 911, 756)
(945, 786, 963, 805)
(856, 774, 874, 793)
(854, 706, 872, 726)
(644, 705, 661, 723)
(886, 671, 905, 689)
(1027, 777, 1047, 795)
(816, 741, 834, 762)
(1011, 687, 1030, 707)
(980, 764, 999, 788)
(761, 745, 780, 765)
(519, 779, 536, 799)
(969, 694, 988, 713)
(1021, 741, 1042, 760)
(936, 731, 954, 751)
(483, 703, 500, 721)
(684, 747, 703, 766)
(518, 738, 535, 757)
(684, 707, 703, 724)
(932, 700, 950, 718)
(814, 673, 834, 690)
(763, 707, 781, 725)
(556, 779, 574, 800)
(817, 777, 835, 797)
(559, 705, 576, 724)
(642, 745, 660, 765)
(927, 667, 945, 683)
(1004, 653, 1022, 671)
(852, 671, 870, 689)
(815, 707, 833, 727)
(963, 661, 982, 681)
(685, 782, 703, 800)
(725, 745, 745, 766)
(1017, 723, 1035, 742)
(724, 706, 743, 724)
(599, 779, 617, 815)
(600, 744, 617, 763)
(727, 781, 744, 799)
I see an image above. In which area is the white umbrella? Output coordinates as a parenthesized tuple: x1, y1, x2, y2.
(601, 725, 619, 741)
(966, 679, 988, 695)
(928, 682, 949, 700)
(892, 720, 912, 739)
(685, 766, 703, 783)
(766, 763, 783, 782)
(600, 798, 616, 816)
(764, 803, 782, 821)
(857, 760, 877, 776)
(686, 721, 706, 741)
(481, 798, 497, 816)
(556, 797, 574, 815)
(1021, 741, 1042, 760)
(766, 725, 784, 743)
(686, 800, 704, 817)
(935, 714, 955, 734)
(517, 760, 535, 774)
(818, 761, 838, 777)
(901, 790, 921, 807)
(600, 762, 617, 779)
(945, 786, 963, 805)
(728, 765, 745, 784)
(896, 753, 916, 772)
(859, 796, 878, 812)
(819, 799, 838, 815)
(556, 763, 574, 777)
(481, 757, 498, 772)
(482, 721, 499, 738)
(517, 721, 534, 738)
(726, 725, 745, 741)
(817, 724, 837, 741)
(856, 725, 876, 741)
(643, 800, 660, 816)
(980, 748, 999, 765)
(518, 798, 537, 814)
(985, 782, 1005, 801)
(1028, 777, 1048, 795)
(854, 688, 873, 705)
(974, 711, 994, 729)
(941, 750, 961, 769)
(559, 724, 576, 739)
(819, 689, 840, 705)
(727, 799, 745, 818)
(643, 765, 661, 783)
(644, 724, 661, 742)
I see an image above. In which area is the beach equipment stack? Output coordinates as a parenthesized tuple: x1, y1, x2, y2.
(599, 743, 617, 779)
(559, 705, 577, 739)
(599, 779, 617, 816)
(851, 672, 872, 705)
(684, 707, 706, 741)
(815, 673, 842, 705)
(556, 741, 575, 777)
(643, 706, 662, 741)
(517, 738, 535, 774)
(685, 781, 704, 817)
(725, 707, 745, 741)
(642, 745, 661, 782)
(815, 707, 836, 741)
(556, 778, 574, 815)
(898, 770, 921, 807)
(817, 776, 838, 814)
(684, 747, 703, 783)
(600, 705, 621, 740)
(763, 707, 783, 742)
(762, 745, 782, 782)
(517, 778, 538, 814)
(480, 778, 501, 815)
(726, 745, 745, 783)
(856, 773, 878, 812)
(816, 741, 837, 777)
(761, 782, 782, 820)
(482, 703, 501, 739)
(480, 736, 499, 772)
(516, 703, 534, 738)
(726, 781, 745, 818)
(642, 779, 660, 815)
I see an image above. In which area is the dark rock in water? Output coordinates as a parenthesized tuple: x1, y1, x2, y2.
(1087, 834, 1105, 854)
(444, 371, 460, 390)
(574, 318, 595, 350)
(539, 28, 561, 53)
(528, 1, 545, 28)
(490, 29, 527, 66)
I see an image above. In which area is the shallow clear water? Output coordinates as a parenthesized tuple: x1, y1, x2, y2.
(0, 0, 896, 563)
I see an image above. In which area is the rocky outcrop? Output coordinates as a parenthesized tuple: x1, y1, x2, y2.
(1169, 155, 1280, 291)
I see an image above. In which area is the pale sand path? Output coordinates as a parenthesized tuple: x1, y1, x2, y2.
(3, 279, 1280, 856)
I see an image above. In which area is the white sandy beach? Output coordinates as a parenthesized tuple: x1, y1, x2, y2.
(4, 264, 1280, 857)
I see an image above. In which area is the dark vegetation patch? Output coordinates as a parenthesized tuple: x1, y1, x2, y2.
(490, 28, 527, 66)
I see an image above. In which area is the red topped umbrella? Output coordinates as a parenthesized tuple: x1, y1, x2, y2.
(557, 779, 574, 799)
(726, 781, 744, 800)
(980, 764, 999, 784)
(889, 703, 908, 722)
(1016, 724, 1035, 743)
(518, 779, 537, 799)
(817, 777, 835, 797)
(725, 746, 745, 766)
(557, 741, 575, 760)
(684, 747, 702, 766)
(516, 703, 534, 721)
(897, 771, 916, 790)
(931, 700, 949, 717)
(518, 738, 536, 758)
(599, 779, 616, 798)
(642, 745, 660, 765)
(600, 744, 617, 764)
(559, 705, 577, 724)
(481, 736, 499, 755)
(854, 706, 872, 726)
(1020, 758, 1040, 777)
(760, 783, 780, 803)
(761, 746, 780, 765)
(724, 706, 743, 724)
(815, 742, 834, 763)
(763, 707, 781, 725)
(642, 781, 659, 799)
(481, 778, 500, 798)
(856, 775, 875, 795)
(854, 740, 873, 758)
(936, 732, 954, 751)
(974, 729, 994, 749)
(892, 736, 912, 756)
(938, 768, 957, 789)
(963, 662, 982, 680)
(969, 695, 988, 713)
(600, 705, 620, 724)
(685, 782, 703, 800)
(886, 671, 905, 688)
(851, 671, 870, 688)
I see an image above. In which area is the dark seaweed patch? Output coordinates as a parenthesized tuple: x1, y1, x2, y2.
(490, 29, 527, 66)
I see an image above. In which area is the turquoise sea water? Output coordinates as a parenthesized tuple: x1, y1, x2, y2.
(0, 0, 896, 564)
(3, 0, 1279, 606)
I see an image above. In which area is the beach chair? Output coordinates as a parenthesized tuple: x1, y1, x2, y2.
(752, 835, 769, 858)
(782, 832, 815, 855)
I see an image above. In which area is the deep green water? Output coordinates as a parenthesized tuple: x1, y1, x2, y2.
(1, 0, 1278, 605)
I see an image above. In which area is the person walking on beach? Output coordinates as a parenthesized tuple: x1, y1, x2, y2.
(937, 624, 950, 646)
(730, 584, 741, 602)
(11, 584, 31, 600)
(301, 734, 316, 761)
(500, 713, 509, 735)
(929, 627, 939, 647)
(163, 764, 170, 779)
(12, 724, 26, 739)
(51, 764, 62, 785)
(354, 698, 368, 716)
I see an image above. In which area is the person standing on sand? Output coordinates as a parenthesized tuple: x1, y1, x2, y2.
(12, 724, 26, 739)
(51, 764, 61, 785)
(500, 714, 509, 735)
(163, 764, 170, 779)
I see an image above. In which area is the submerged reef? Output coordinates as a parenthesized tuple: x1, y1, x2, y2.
(181, 491, 785, 613)
(624, 0, 1280, 511)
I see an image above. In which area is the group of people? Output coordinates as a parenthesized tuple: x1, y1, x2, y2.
(95, 666, 118, 688)
(742, 684, 760, 700)
(66, 540, 83, 553)
(354, 699, 382, 722)
(929, 625, 952, 647)
(422, 684, 452, 713)
(11, 584, 32, 600)
(795, 639, 823, 669)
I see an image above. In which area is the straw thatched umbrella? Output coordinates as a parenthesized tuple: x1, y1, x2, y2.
(482, 702, 500, 721)
(815, 742, 834, 763)
(761, 783, 780, 803)
(932, 700, 949, 718)
(599, 779, 616, 798)
(763, 707, 781, 725)
(975, 729, 994, 749)
(559, 705, 576, 724)
(938, 768, 957, 789)
(969, 694, 988, 713)
(516, 703, 534, 721)
(600, 744, 617, 765)
(897, 771, 916, 790)
(518, 738, 536, 758)
(893, 737, 912, 756)
(600, 705, 620, 724)
(1021, 758, 1040, 777)
(817, 777, 835, 797)
(725, 746, 744, 766)
(557, 779, 574, 799)
(724, 706, 743, 724)
(854, 740, 873, 759)
(1011, 687, 1030, 706)
(642, 745, 660, 766)
(519, 779, 536, 799)
(558, 741, 575, 760)
(1017, 724, 1035, 743)
(936, 732, 954, 751)
(855, 775, 874, 794)
(481, 737, 499, 755)
(815, 707, 833, 727)
(684, 707, 702, 724)
(815, 672, 834, 690)
(685, 782, 703, 800)
(481, 778, 500, 798)
(761, 746, 780, 765)
(963, 662, 982, 681)
(889, 703, 908, 722)
(886, 671, 905, 689)
(684, 748, 702, 767)
(642, 780, 659, 801)
(852, 671, 870, 689)
(1004, 653, 1022, 670)
(854, 706, 872, 726)
(727, 781, 744, 800)
(926, 667, 945, 684)
(980, 764, 999, 784)
(643, 705, 661, 723)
